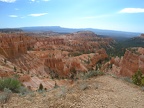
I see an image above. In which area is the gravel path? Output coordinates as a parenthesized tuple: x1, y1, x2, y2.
(2, 75, 144, 108)
(79, 76, 144, 108)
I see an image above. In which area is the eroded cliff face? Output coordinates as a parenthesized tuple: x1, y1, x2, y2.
(110, 47, 144, 77)
(44, 48, 108, 78)
(0, 33, 36, 58)
(0, 31, 112, 90)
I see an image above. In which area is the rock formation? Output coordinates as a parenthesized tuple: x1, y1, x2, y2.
(0, 31, 113, 90)
(0, 33, 36, 58)
(110, 47, 144, 77)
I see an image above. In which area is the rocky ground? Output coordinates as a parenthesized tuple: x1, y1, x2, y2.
(1, 75, 144, 108)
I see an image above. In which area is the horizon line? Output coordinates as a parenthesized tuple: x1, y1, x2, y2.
(0, 26, 143, 33)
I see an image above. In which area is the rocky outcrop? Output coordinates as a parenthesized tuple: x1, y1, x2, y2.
(110, 47, 144, 77)
(44, 49, 108, 78)
(90, 49, 108, 67)
(19, 75, 31, 82)
(0, 33, 36, 58)
(0, 31, 113, 90)
(0, 71, 14, 78)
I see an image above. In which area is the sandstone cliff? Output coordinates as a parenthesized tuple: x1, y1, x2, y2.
(0, 31, 112, 90)
(110, 47, 144, 77)
(0, 33, 36, 58)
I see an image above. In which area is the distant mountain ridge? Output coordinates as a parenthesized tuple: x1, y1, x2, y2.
(20, 26, 141, 39)
(121, 34, 144, 47)
(0, 28, 23, 33)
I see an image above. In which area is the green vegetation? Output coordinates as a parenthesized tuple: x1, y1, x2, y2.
(48, 68, 59, 79)
(54, 81, 59, 88)
(79, 82, 88, 90)
(14, 66, 17, 72)
(57, 86, 68, 98)
(39, 83, 43, 90)
(106, 36, 144, 58)
(83, 71, 104, 79)
(0, 77, 22, 93)
(4, 59, 7, 64)
(68, 51, 82, 57)
(121, 37, 144, 48)
(0, 88, 12, 104)
(106, 43, 126, 57)
(13, 74, 20, 79)
(132, 69, 144, 86)
(69, 67, 77, 80)
(127, 48, 140, 55)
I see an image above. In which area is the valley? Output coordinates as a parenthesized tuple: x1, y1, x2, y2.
(0, 29, 144, 107)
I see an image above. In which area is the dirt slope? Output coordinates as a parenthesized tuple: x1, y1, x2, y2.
(2, 75, 144, 108)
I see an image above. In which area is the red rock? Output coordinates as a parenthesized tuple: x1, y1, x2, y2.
(0, 33, 37, 58)
(110, 48, 144, 77)
(0, 71, 14, 78)
(90, 49, 108, 67)
(0, 31, 114, 90)
(19, 75, 31, 82)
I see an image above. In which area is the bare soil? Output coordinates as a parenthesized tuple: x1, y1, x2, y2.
(1, 75, 144, 108)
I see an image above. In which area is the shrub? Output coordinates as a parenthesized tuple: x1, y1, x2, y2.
(0, 88, 12, 104)
(14, 66, 17, 72)
(122, 77, 132, 83)
(13, 74, 20, 79)
(30, 92, 36, 97)
(132, 69, 144, 86)
(142, 86, 144, 91)
(54, 81, 59, 88)
(4, 59, 7, 64)
(18, 86, 30, 96)
(0, 77, 21, 93)
(141, 78, 144, 86)
(39, 83, 43, 90)
(83, 71, 98, 79)
(79, 83, 88, 90)
(83, 71, 104, 79)
(97, 71, 104, 76)
(57, 86, 67, 98)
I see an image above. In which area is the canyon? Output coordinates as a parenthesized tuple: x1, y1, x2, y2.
(0, 31, 144, 90)
(0, 31, 113, 90)
(0, 30, 144, 108)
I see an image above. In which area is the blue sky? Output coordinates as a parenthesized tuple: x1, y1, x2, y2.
(0, 0, 144, 33)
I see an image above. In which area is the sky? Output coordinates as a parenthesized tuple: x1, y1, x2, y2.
(0, 0, 144, 33)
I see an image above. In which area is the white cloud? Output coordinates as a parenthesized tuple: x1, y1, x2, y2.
(28, 13, 48, 17)
(119, 8, 144, 13)
(9, 15, 18, 17)
(0, 0, 16, 3)
(30, 0, 50, 2)
(29, 0, 39, 3)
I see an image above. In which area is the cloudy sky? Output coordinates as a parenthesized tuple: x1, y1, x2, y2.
(0, 0, 144, 32)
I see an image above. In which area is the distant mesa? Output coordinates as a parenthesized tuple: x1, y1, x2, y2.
(20, 26, 141, 39)
(0, 28, 23, 33)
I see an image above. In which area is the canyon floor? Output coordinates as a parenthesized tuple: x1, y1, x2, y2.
(1, 75, 144, 108)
